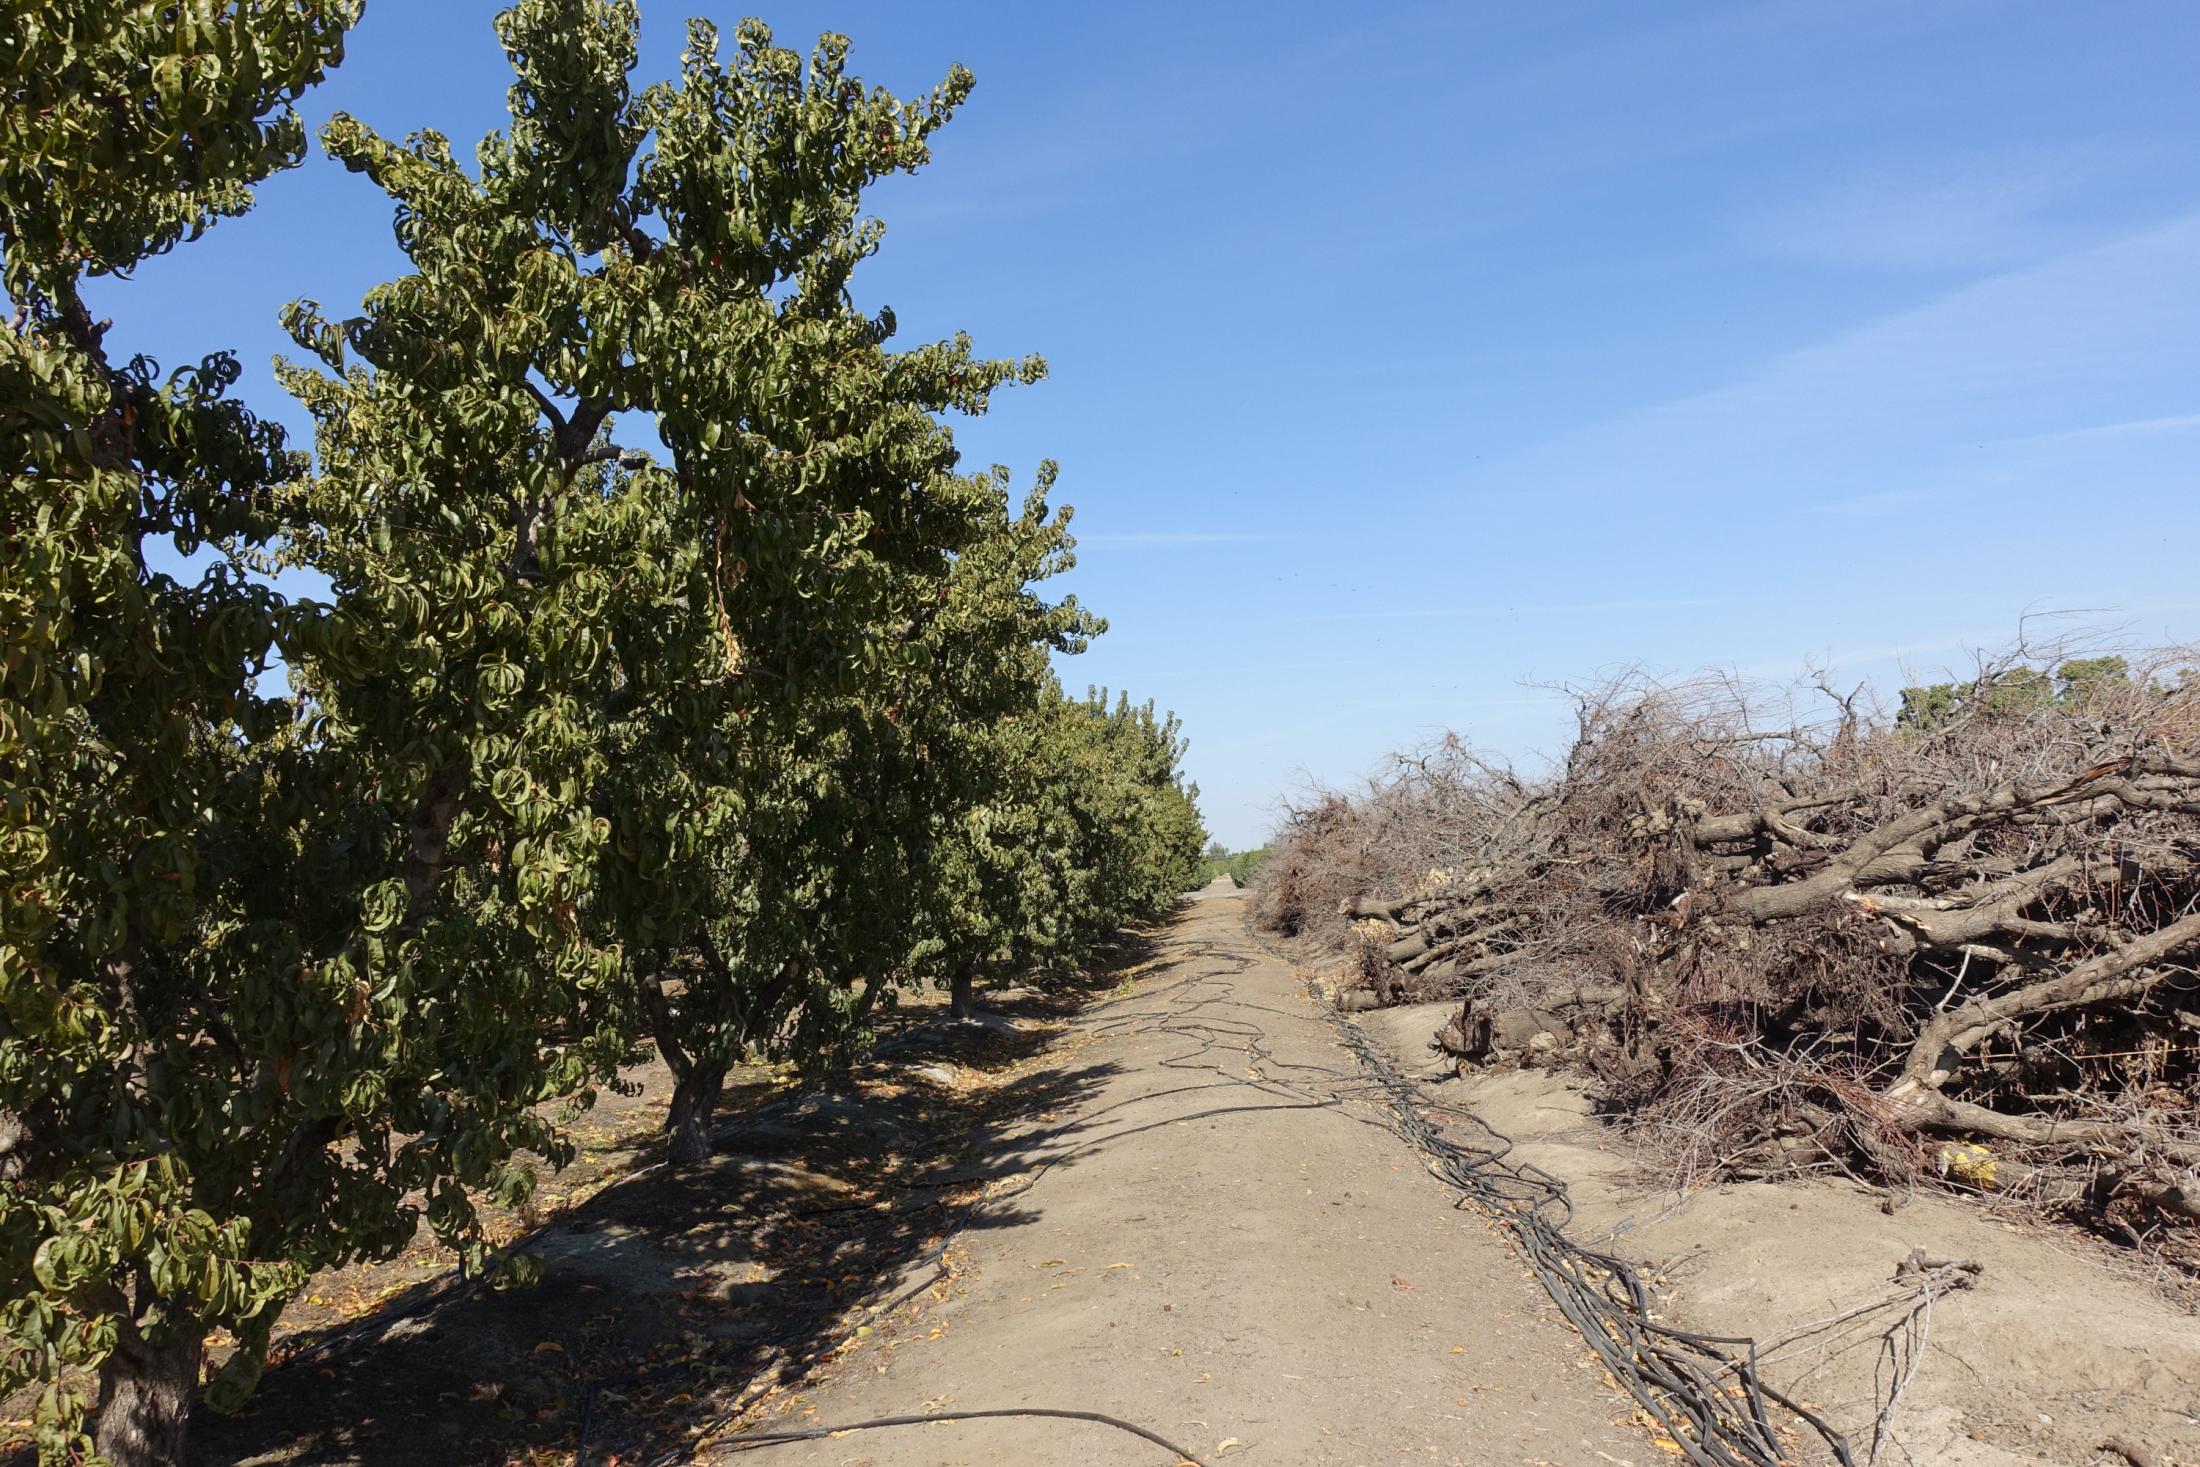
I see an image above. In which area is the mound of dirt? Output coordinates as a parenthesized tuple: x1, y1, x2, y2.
(1360, 1000, 2200, 1467)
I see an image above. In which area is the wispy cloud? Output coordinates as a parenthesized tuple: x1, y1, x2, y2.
(1723, 212, 2200, 413)
(1075, 530, 1286, 548)
(1759, 632, 1991, 677)
(1799, 486, 1938, 518)
(1501, 210, 2200, 507)
(1994, 411, 2200, 447)
(1278, 597, 1719, 626)
(1732, 154, 2090, 272)
(1735, 605, 2143, 682)
(1455, 1, 1969, 185)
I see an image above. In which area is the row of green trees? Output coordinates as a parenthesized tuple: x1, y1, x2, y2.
(1894, 655, 2145, 732)
(1193, 842, 1272, 889)
(0, 4, 1203, 1462)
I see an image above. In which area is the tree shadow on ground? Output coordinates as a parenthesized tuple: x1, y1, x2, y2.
(188, 1015, 1125, 1466)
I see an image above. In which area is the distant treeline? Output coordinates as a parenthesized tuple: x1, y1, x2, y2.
(1195, 843, 1274, 889)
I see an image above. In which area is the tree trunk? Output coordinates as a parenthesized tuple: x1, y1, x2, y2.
(949, 968, 976, 1021)
(665, 1059, 727, 1168)
(93, 1312, 203, 1467)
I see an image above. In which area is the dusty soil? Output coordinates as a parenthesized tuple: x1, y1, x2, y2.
(24, 882, 1869, 1466)
(18, 881, 2185, 1467)
(1350, 997, 2200, 1467)
(113, 974, 1114, 1465)
(738, 881, 1652, 1466)
(0, 966, 1108, 1466)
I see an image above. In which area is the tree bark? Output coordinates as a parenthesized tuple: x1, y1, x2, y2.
(949, 967, 976, 1021)
(399, 763, 469, 914)
(1893, 909, 2200, 1091)
(638, 972, 726, 1169)
(665, 1059, 727, 1168)
(93, 1309, 203, 1467)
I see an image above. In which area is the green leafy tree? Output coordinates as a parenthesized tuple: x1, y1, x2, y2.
(305, 1, 1054, 1165)
(1897, 656, 2135, 733)
(3, 7, 1212, 1461)
(888, 677, 1207, 1023)
(886, 465, 1097, 1022)
(985, 687, 1204, 968)
(1067, 688, 1208, 927)
(1, 5, 362, 1461)
(1197, 844, 1270, 888)
(1229, 847, 1272, 885)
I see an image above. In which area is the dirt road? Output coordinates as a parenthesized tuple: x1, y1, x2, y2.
(751, 883, 1648, 1466)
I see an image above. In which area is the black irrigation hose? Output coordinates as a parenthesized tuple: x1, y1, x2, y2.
(1246, 915, 1857, 1467)
(651, 917, 1851, 1467)
(713, 1407, 1209, 1462)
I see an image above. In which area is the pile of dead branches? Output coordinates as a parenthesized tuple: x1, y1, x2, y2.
(1254, 648, 2200, 1250)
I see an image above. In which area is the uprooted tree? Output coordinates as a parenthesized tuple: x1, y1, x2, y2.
(1259, 651, 2200, 1255)
(1, 2, 1206, 1461)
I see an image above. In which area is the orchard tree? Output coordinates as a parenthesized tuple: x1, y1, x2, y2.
(627, 472, 1210, 1156)
(1896, 656, 2139, 733)
(740, 464, 1095, 1053)
(0, 4, 363, 1463)
(1045, 688, 1207, 952)
(286, 0, 1050, 1176)
(3, 5, 1213, 1463)
(908, 682, 1207, 1011)
(894, 464, 1099, 1021)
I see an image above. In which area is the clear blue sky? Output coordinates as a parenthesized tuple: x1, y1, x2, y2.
(98, 1, 2200, 847)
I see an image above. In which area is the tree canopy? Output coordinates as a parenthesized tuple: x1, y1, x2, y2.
(1895, 656, 2149, 733)
(0, 4, 1203, 1462)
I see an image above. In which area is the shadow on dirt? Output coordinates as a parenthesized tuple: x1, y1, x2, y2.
(184, 951, 1167, 1467)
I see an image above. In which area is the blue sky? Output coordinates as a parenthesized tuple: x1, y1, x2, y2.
(96, 0, 2200, 847)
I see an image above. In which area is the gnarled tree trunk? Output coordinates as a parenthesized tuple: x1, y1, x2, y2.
(639, 972, 727, 1169)
(665, 1058, 728, 1167)
(93, 1296, 203, 1467)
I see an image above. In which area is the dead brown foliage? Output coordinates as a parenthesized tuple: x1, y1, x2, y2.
(1255, 645, 2200, 1265)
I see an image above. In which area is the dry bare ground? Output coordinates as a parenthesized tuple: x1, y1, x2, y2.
(2, 980, 1118, 1465)
(11, 895, 1678, 1467)
(1349, 1001, 2200, 1467)
(38, 890, 1732, 1467)
(740, 883, 1655, 1467)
